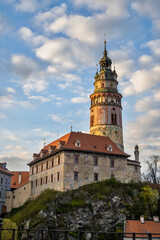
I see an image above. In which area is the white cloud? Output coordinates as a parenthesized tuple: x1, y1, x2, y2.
(36, 38, 93, 71)
(28, 95, 53, 102)
(10, 54, 48, 95)
(154, 88, 160, 101)
(72, 0, 130, 17)
(50, 114, 62, 122)
(6, 87, 16, 93)
(132, 0, 160, 19)
(71, 96, 89, 103)
(145, 39, 160, 57)
(139, 55, 153, 66)
(19, 27, 47, 46)
(0, 14, 12, 36)
(135, 96, 155, 112)
(15, 0, 51, 12)
(34, 3, 67, 25)
(123, 66, 160, 96)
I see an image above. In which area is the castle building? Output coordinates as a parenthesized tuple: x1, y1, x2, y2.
(90, 41, 123, 151)
(27, 42, 141, 197)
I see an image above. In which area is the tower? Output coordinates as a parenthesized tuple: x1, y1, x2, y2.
(90, 41, 124, 151)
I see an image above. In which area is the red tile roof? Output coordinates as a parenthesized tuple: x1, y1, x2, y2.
(125, 220, 160, 238)
(11, 171, 29, 189)
(0, 166, 13, 176)
(28, 131, 130, 165)
(147, 182, 160, 190)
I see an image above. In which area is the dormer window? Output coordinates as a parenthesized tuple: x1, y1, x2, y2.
(58, 141, 65, 149)
(75, 139, 81, 148)
(107, 144, 113, 152)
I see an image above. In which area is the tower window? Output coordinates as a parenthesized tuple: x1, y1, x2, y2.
(57, 172, 60, 181)
(51, 174, 53, 183)
(90, 115, 94, 127)
(74, 171, 78, 181)
(101, 83, 104, 88)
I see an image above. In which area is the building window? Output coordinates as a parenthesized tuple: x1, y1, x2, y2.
(13, 196, 15, 199)
(51, 174, 53, 183)
(57, 172, 60, 181)
(36, 179, 38, 187)
(107, 144, 113, 152)
(31, 181, 33, 188)
(135, 166, 138, 172)
(46, 176, 48, 184)
(52, 159, 54, 168)
(74, 171, 78, 181)
(94, 157, 98, 166)
(0, 192, 1, 198)
(75, 139, 81, 147)
(40, 178, 42, 185)
(41, 164, 43, 172)
(46, 162, 48, 170)
(58, 156, 60, 165)
(94, 173, 98, 181)
(32, 168, 34, 175)
(84, 156, 88, 164)
(75, 155, 79, 164)
(36, 166, 38, 174)
(111, 159, 114, 168)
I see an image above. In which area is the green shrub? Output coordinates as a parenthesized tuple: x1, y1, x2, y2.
(2, 219, 18, 240)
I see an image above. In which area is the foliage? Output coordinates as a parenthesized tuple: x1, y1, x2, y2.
(9, 189, 58, 225)
(140, 185, 159, 216)
(2, 219, 18, 240)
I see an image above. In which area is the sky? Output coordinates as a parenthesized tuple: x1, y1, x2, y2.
(0, 0, 160, 172)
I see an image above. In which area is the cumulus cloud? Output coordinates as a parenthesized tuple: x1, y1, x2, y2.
(19, 27, 47, 46)
(123, 66, 160, 96)
(139, 55, 153, 67)
(134, 96, 158, 112)
(36, 38, 93, 71)
(34, 3, 67, 25)
(72, 0, 130, 17)
(132, 0, 160, 18)
(10, 54, 48, 95)
(145, 39, 160, 57)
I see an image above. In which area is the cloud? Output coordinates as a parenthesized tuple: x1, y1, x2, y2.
(72, 0, 130, 17)
(139, 55, 153, 67)
(145, 39, 160, 57)
(123, 66, 160, 96)
(19, 27, 47, 46)
(71, 96, 89, 103)
(0, 113, 6, 118)
(132, 0, 160, 19)
(34, 3, 67, 25)
(10, 54, 48, 95)
(6, 87, 16, 93)
(134, 96, 157, 112)
(14, 0, 51, 12)
(36, 38, 93, 71)
(50, 114, 62, 122)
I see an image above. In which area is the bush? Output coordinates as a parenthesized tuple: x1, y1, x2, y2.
(2, 219, 17, 240)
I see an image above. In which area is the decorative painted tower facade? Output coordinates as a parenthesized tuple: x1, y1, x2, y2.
(90, 41, 124, 151)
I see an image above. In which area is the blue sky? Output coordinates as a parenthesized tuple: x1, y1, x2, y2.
(0, 0, 160, 171)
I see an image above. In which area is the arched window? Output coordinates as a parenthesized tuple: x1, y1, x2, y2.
(90, 115, 94, 127)
(75, 139, 81, 147)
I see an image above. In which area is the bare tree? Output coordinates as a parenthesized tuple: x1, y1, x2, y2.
(143, 155, 160, 184)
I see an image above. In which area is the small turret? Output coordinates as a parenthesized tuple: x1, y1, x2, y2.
(134, 145, 139, 161)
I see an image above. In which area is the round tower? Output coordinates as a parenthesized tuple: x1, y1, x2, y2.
(90, 41, 124, 151)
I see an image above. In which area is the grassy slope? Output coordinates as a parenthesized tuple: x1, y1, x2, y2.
(4, 178, 158, 229)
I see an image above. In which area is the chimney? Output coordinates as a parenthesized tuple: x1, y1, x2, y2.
(140, 215, 144, 224)
(134, 145, 139, 161)
(19, 173, 22, 184)
(153, 216, 159, 222)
